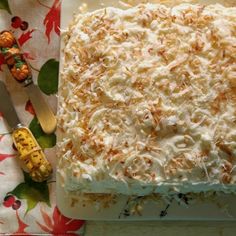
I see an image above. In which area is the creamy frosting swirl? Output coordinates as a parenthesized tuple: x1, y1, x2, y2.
(57, 3, 236, 195)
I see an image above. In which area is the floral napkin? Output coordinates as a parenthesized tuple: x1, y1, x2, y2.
(0, 0, 85, 235)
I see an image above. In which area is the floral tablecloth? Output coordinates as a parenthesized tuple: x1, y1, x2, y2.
(0, 0, 85, 235)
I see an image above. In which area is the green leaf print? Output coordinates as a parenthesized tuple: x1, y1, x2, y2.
(9, 172, 50, 215)
(38, 59, 59, 95)
(29, 116, 56, 149)
(0, 0, 11, 14)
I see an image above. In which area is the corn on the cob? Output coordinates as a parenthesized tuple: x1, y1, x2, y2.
(12, 127, 52, 182)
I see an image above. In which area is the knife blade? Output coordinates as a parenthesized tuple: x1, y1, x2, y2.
(0, 80, 52, 182)
(0, 30, 57, 134)
(0, 80, 20, 128)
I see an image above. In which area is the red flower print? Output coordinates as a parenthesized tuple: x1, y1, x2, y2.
(0, 53, 5, 71)
(11, 16, 29, 31)
(18, 30, 35, 47)
(0, 153, 16, 162)
(37, 206, 85, 235)
(11, 16, 22, 29)
(25, 100, 36, 115)
(0, 171, 4, 175)
(20, 21, 29, 31)
(43, 0, 61, 43)
(3, 195, 15, 208)
(12, 210, 30, 235)
(23, 52, 35, 60)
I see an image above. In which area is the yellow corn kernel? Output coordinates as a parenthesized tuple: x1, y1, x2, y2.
(25, 160, 34, 171)
(39, 164, 47, 173)
(30, 151, 42, 167)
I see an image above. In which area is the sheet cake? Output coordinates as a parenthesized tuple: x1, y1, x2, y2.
(57, 3, 236, 195)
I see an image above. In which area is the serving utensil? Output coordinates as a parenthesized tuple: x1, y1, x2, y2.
(0, 30, 57, 134)
(0, 80, 52, 182)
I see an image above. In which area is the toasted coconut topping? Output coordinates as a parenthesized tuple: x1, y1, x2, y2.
(58, 3, 236, 195)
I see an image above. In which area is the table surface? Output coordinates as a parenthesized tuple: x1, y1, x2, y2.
(85, 221, 236, 236)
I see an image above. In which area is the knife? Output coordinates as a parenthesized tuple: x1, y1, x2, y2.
(0, 80, 52, 182)
(0, 30, 57, 134)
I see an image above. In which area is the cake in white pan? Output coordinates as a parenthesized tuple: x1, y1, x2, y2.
(57, 3, 236, 195)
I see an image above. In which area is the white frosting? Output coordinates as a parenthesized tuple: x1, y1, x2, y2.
(57, 3, 236, 195)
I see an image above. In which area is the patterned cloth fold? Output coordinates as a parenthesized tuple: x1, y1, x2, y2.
(0, 1, 85, 235)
